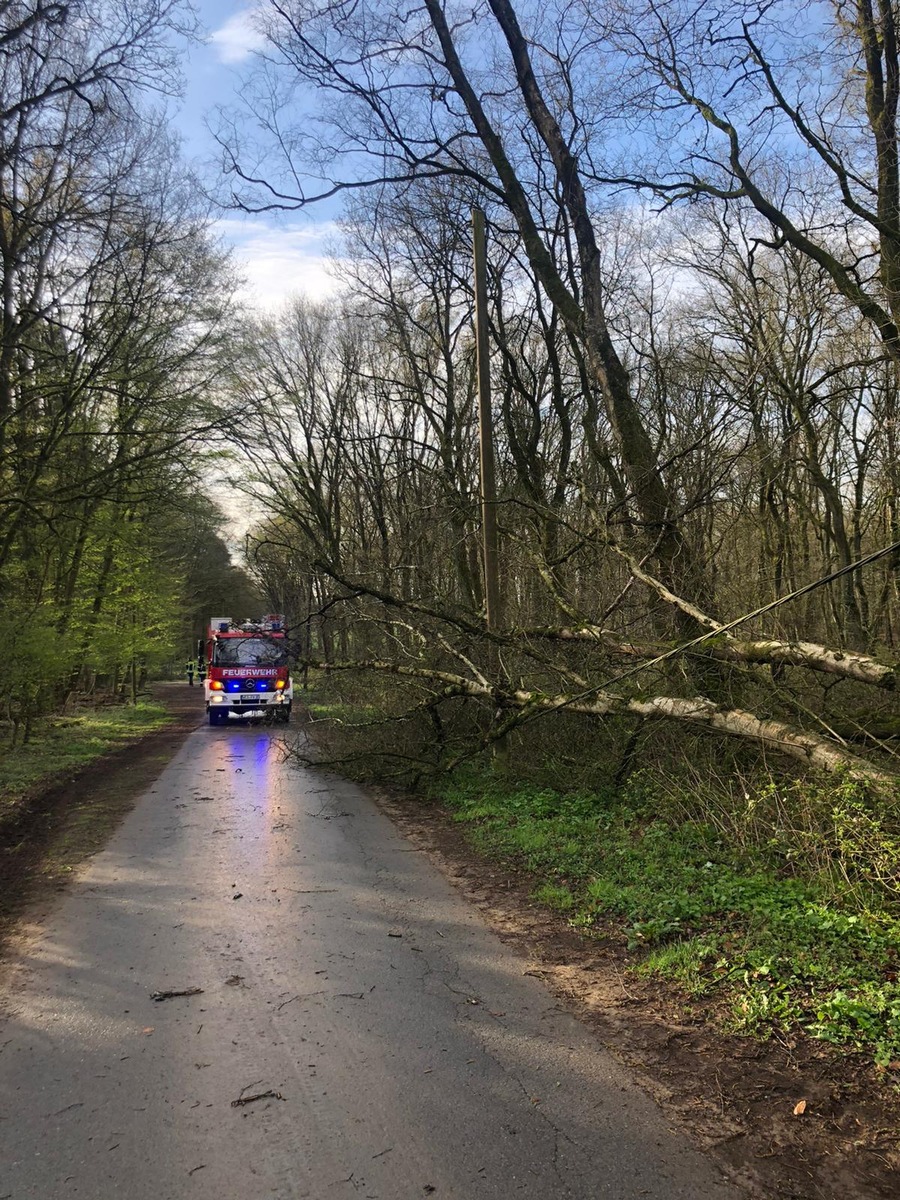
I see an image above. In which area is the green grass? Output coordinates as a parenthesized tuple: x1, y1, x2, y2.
(437, 769, 900, 1069)
(0, 702, 172, 821)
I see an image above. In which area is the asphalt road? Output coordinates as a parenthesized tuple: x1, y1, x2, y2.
(0, 720, 744, 1200)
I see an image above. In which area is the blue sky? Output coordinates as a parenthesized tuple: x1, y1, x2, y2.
(172, 1, 343, 309)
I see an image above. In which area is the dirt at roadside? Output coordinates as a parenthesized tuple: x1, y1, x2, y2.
(373, 787, 900, 1200)
(0, 683, 202, 944)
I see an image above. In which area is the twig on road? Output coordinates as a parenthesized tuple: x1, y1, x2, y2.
(231, 1083, 285, 1108)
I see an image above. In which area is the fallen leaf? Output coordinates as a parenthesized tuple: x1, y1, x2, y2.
(793, 1099, 807, 1116)
(141, 1027, 154, 1035)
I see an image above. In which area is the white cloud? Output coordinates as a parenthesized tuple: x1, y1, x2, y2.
(209, 7, 265, 65)
(215, 218, 346, 309)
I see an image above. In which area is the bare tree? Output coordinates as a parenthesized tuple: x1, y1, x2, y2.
(593, 0, 900, 361)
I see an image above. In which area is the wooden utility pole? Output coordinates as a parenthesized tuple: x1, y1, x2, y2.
(472, 206, 502, 631)
(472, 207, 507, 765)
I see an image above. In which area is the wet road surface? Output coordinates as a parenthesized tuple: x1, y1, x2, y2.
(0, 722, 744, 1199)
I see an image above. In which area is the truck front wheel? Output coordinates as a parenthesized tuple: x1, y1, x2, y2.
(208, 709, 224, 726)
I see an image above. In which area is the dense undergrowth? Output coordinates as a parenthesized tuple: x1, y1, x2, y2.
(0, 702, 171, 827)
(306, 680, 900, 1069)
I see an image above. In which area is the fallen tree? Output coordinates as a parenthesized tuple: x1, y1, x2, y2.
(299, 656, 899, 789)
(278, 547, 900, 790)
(520, 535, 900, 691)
(523, 626, 900, 690)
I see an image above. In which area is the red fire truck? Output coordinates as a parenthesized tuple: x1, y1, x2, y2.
(200, 615, 293, 726)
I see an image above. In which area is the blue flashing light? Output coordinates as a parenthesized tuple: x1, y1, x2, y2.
(256, 680, 269, 691)
(227, 680, 241, 691)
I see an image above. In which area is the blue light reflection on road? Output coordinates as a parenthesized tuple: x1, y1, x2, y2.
(209, 725, 286, 872)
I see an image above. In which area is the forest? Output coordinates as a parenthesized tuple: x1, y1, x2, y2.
(6, 1, 900, 1058)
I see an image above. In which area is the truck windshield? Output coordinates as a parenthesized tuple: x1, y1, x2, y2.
(214, 637, 288, 667)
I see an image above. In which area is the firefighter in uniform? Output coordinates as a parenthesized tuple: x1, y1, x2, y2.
(186, 659, 195, 686)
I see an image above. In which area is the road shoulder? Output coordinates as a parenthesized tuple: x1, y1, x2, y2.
(0, 683, 203, 950)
